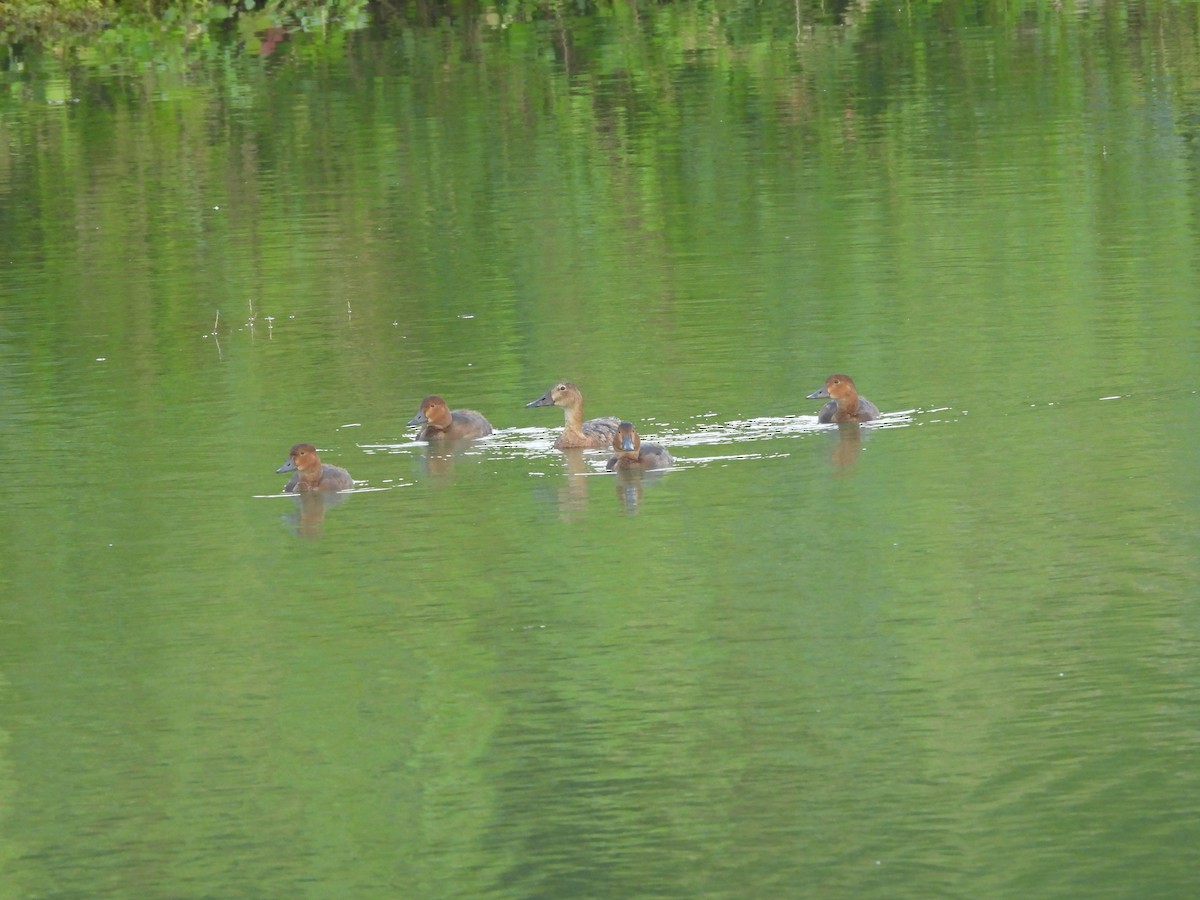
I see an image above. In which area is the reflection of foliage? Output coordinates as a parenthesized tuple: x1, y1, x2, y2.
(4, 0, 1200, 327)
(370, 0, 863, 29)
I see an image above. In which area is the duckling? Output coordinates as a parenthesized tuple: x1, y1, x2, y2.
(525, 381, 621, 450)
(606, 421, 673, 471)
(807, 374, 880, 424)
(276, 443, 354, 492)
(407, 395, 493, 441)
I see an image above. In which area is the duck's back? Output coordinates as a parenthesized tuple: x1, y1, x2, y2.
(286, 466, 352, 492)
(854, 397, 881, 421)
(558, 416, 621, 449)
(816, 401, 838, 424)
(818, 397, 880, 424)
(638, 443, 673, 468)
(311, 464, 353, 491)
(423, 408, 493, 440)
(607, 441, 672, 470)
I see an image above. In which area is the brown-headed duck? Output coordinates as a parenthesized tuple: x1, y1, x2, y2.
(606, 421, 673, 471)
(525, 381, 621, 450)
(407, 395, 493, 441)
(807, 374, 880, 424)
(276, 443, 354, 492)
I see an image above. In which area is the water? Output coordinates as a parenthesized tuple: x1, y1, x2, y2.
(1, 3, 1199, 897)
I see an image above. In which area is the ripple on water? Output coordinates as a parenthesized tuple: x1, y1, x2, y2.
(346, 413, 949, 480)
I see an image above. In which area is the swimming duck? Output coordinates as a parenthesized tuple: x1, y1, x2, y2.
(807, 374, 880, 424)
(525, 381, 621, 450)
(407, 395, 493, 441)
(606, 421, 673, 471)
(276, 443, 354, 492)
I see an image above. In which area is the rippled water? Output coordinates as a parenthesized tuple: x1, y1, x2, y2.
(2, 4, 1199, 897)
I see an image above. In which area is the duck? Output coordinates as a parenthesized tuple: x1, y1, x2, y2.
(525, 381, 621, 450)
(806, 374, 880, 424)
(276, 443, 354, 492)
(606, 421, 673, 471)
(407, 395, 493, 441)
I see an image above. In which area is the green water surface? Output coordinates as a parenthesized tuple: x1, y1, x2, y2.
(1, 2, 1198, 897)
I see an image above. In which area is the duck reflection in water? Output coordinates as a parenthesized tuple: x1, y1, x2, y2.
(529, 449, 594, 519)
(556, 449, 592, 517)
(612, 470, 649, 514)
(407, 395, 493, 441)
(525, 381, 621, 450)
(828, 422, 865, 471)
(415, 440, 485, 479)
(283, 490, 347, 537)
(611, 461, 674, 514)
(807, 374, 880, 424)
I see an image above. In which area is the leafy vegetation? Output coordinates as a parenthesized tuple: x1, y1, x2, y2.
(1, 0, 906, 51)
(0, 0, 370, 46)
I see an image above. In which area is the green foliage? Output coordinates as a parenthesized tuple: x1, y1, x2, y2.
(0, 0, 112, 44)
(0, 0, 368, 47)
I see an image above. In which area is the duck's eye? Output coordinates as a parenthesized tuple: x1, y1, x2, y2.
(556, 384, 567, 391)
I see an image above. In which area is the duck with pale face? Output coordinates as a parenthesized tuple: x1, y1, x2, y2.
(525, 381, 621, 450)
